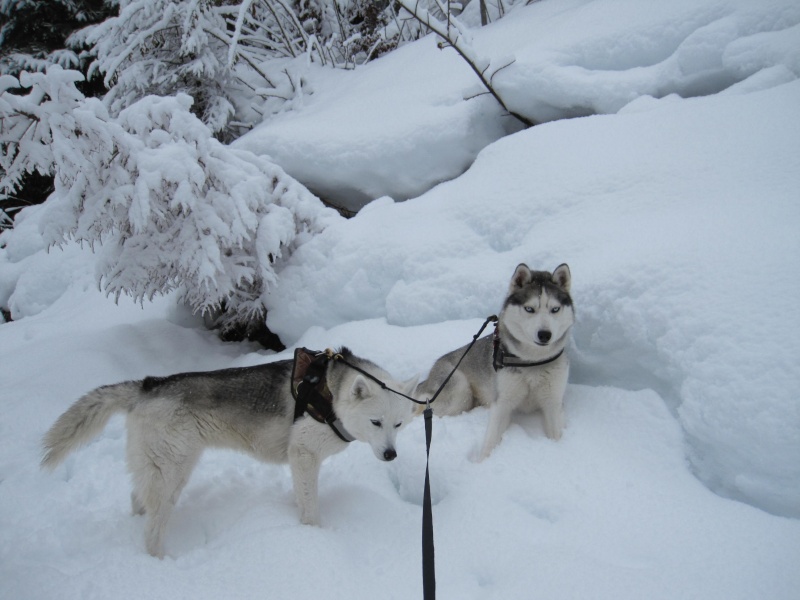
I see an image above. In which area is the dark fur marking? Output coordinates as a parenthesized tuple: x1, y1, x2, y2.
(141, 361, 295, 415)
(505, 270, 573, 308)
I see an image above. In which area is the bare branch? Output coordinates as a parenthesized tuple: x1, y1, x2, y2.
(397, 0, 535, 127)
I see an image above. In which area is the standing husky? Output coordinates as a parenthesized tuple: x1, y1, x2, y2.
(41, 348, 416, 558)
(416, 264, 574, 460)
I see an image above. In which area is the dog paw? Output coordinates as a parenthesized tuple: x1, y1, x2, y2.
(470, 444, 493, 463)
(299, 512, 320, 526)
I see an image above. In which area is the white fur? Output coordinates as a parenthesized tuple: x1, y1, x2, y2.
(415, 263, 574, 460)
(41, 357, 417, 558)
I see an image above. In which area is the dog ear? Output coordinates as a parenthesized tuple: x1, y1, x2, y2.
(350, 375, 372, 401)
(510, 263, 533, 291)
(552, 263, 571, 292)
(402, 374, 420, 397)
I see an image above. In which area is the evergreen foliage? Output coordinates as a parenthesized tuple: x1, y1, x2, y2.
(1, 66, 337, 333)
(1, 0, 115, 228)
(0, 0, 113, 85)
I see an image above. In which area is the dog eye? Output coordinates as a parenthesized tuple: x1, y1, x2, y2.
(524, 306, 536, 313)
(394, 422, 402, 429)
(551, 306, 560, 313)
(371, 419, 382, 428)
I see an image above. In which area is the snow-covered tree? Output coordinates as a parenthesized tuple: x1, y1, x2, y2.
(1, 66, 337, 335)
(71, 0, 417, 139)
(0, 0, 115, 227)
(219, 0, 409, 69)
(72, 0, 245, 136)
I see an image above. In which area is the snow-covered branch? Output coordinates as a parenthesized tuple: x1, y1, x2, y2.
(0, 66, 337, 331)
(396, 0, 535, 127)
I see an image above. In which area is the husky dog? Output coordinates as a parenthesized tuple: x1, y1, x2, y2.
(416, 264, 574, 460)
(41, 348, 416, 558)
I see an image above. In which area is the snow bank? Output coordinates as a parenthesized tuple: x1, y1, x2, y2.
(235, 0, 800, 209)
(0, 204, 95, 319)
(233, 38, 515, 212)
(489, 0, 800, 120)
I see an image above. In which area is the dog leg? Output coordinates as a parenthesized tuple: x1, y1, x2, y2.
(131, 491, 146, 516)
(131, 435, 200, 558)
(478, 402, 513, 461)
(143, 453, 200, 558)
(541, 399, 565, 440)
(144, 497, 172, 559)
(288, 445, 322, 525)
(540, 373, 567, 440)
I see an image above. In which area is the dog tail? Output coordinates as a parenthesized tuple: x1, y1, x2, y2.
(41, 381, 140, 470)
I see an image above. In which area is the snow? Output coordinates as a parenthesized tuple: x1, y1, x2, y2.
(232, 36, 518, 211)
(2, 0, 800, 598)
(234, 0, 800, 209)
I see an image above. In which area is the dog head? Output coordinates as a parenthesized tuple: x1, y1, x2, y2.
(330, 351, 417, 462)
(502, 263, 574, 349)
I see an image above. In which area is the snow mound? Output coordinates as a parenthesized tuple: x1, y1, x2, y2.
(492, 0, 800, 120)
(235, 0, 800, 209)
(233, 40, 515, 212)
(0, 205, 95, 319)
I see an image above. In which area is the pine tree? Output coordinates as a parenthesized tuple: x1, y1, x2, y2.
(0, 0, 113, 89)
(1, 65, 337, 336)
(0, 0, 114, 227)
(73, 0, 240, 136)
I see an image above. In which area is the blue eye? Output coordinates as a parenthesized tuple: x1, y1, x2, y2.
(524, 306, 536, 313)
(551, 306, 560, 313)
(371, 419, 382, 428)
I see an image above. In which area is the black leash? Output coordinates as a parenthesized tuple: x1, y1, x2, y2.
(331, 354, 426, 405)
(418, 316, 496, 600)
(410, 316, 499, 600)
(330, 315, 499, 600)
(421, 404, 435, 599)
(332, 315, 498, 408)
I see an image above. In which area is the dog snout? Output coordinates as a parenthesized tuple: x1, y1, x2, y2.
(538, 330, 552, 344)
(383, 448, 397, 461)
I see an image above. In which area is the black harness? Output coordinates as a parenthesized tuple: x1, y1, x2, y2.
(492, 326, 564, 371)
(291, 347, 355, 443)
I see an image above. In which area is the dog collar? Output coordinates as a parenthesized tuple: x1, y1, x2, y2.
(492, 329, 564, 371)
(291, 348, 355, 443)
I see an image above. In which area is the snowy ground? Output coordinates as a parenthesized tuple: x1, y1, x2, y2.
(2, 0, 800, 598)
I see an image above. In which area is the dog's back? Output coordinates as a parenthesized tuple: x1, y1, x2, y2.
(133, 361, 296, 460)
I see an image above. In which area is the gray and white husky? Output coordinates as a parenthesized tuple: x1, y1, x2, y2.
(416, 264, 574, 460)
(41, 348, 417, 558)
